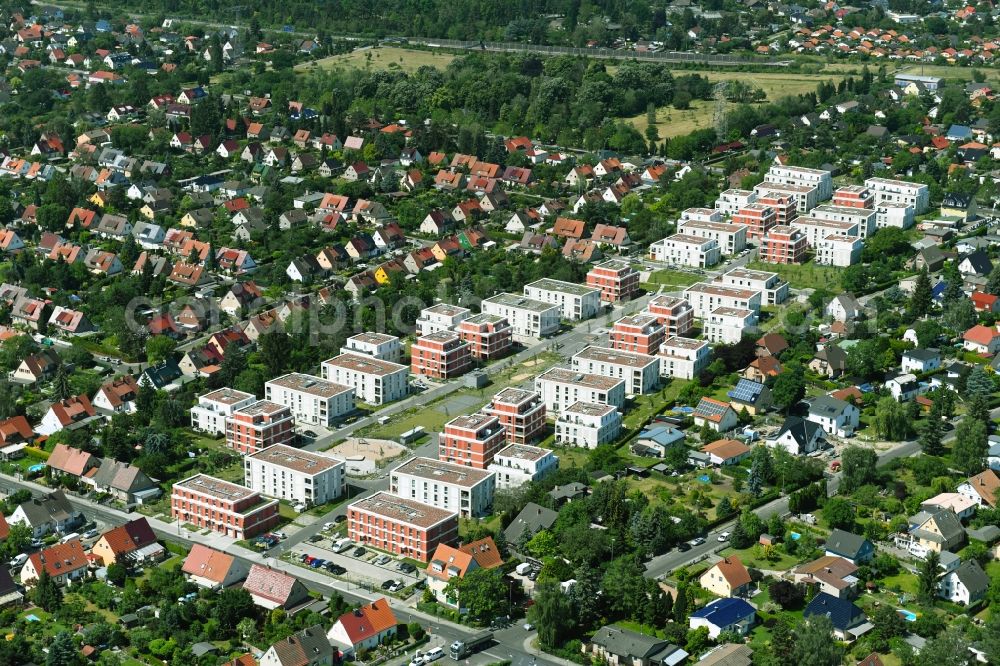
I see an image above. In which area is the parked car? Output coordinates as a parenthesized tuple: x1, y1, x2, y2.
(310, 558, 326, 568)
(374, 554, 391, 566)
(688, 537, 705, 546)
(388, 580, 406, 592)
(308, 535, 323, 543)
(353, 547, 367, 557)
(380, 579, 395, 590)
(83, 529, 99, 539)
(717, 531, 730, 543)
(334, 515, 347, 523)
(326, 563, 347, 575)
(398, 562, 416, 573)
(272, 531, 287, 540)
(323, 522, 335, 531)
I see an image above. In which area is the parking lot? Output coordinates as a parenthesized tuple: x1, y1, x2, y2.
(286, 530, 425, 593)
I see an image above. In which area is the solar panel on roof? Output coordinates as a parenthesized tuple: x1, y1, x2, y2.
(728, 379, 763, 404)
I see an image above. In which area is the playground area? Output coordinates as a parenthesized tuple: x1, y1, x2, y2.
(328, 437, 408, 475)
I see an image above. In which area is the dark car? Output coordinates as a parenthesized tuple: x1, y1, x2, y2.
(380, 579, 394, 590)
(334, 515, 347, 523)
(677, 542, 691, 552)
(353, 547, 367, 557)
(303, 430, 318, 438)
(326, 563, 347, 575)
(308, 535, 323, 543)
(398, 562, 416, 573)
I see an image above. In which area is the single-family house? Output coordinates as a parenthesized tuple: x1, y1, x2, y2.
(806, 395, 859, 437)
(693, 397, 738, 433)
(824, 529, 875, 564)
(790, 556, 859, 599)
(901, 349, 941, 374)
(938, 559, 990, 605)
(586, 626, 688, 666)
(809, 345, 848, 378)
(243, 565, 311, 610)
(768, 416, 824, 455)
(699, 556, 752, 598)
(689, 598, 756, 639)
(957, 469, 1000, 508)
(326, 597, 397, 656)
(701, 439, 752, 466)
(182, 544, 250, 589)
(802, 593, 870, 641)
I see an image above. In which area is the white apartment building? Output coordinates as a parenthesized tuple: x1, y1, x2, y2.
(811, 205, 876, 239)
(680, 207, 722, 223)
(715, 268, 789, 305)
(190, 388, 257, 435)
(790, 216, 860, 247)
(415, 303, 471, 336)
(703, 307, 757, 344)
(571, 346, 660, 395)
(244, 444, 345, 506)
(487, 444, 558, 489)
(864, 177, 929, 214)
(715, 189, 756, 216)
(677, 219, 748, 255)
(389, 456, 495, 518)
(264, 373, 354, 427)
(523, 278, 601, 321)
(340, 332, 403, 363)
(649, 233, 721, 268)
(814, 234, 863, 267)
(554, 401, 622, 449)
(754, 181, 820, 214)
(481, 293, 561, 342)
(683, 282, 762, 318)
(658, 336, 711, 379)
(875, 202, 915, 230)
(320, 353, 408, 405)
(535, 367, 626, 413)
(767, 165, 833, 201)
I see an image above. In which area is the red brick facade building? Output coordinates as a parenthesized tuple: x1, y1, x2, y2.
(411, 331, 472, 379)
(646, 295, 694, 337)
(732, 203, 777, 240)
(171, 474, 279, 540)
(347, 491, 458, 562)
(586, 260, 639, 303)
(225, 400, 294, 455)
(439, 413, 507, 468)
(481, 388, 546, 444)
(609, 314, 666, 356)
(456, 313, 513, 361)
(760, 226, 808, 264)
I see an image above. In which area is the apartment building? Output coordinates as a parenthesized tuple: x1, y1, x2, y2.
(390, 457, 495, 518)
(680, 207, 722, 223)
(171, 473, 279, 539)
(832, 185, 874, 209)
(586, 260, 639, 303)
(487, 444, 558, 489)
(245, 444, 345, 506)
(811, 205, 876, 239)
(321, 353, 408, 405)
(535, 367, 626, 413)
(790, 217, 860, 247)
(814, 234, 863, 267)
(190, 388, 257, 435)
(456, 313, 513, 361)
(226, 400, 294, 455)
(415, 303, 471, 336)
(264, 373, 354, 427)
(645, 295, 694, 336)
(340, 332, 402, 363)
(715, 189, 756, 216)
(648, 233, 721, 268)
(759, 225, 808, 264)
(348, 491, 458, 562)
(610, 314, 666, 356)
(554, 401, 622, 449)
(411, 331, 472, 379)
(732, 203, 776, 240)
(683, 282, 762, 318)
(703, 307, 758, 344)
(875, 202, 915, 230)
(523, 278, 601, 321)
(481, 387, 546, 444)
(767, 164, 833, 200)
(864, 176, 929, 214)
(658, 336, 711, 379)
(439, 413, 507, 469)
(715, 268, 789, 305)
(755, 192, 797, 225)
(481, 293, 561, 342)
(572, 346, 659, 395)
(677, 219, 748, 256)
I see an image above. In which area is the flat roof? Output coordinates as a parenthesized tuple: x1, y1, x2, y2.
(200, 388, 255, 405)
(323, 352, 407, 376)
(446, 413, 500, 431)
(563, 401, 617, 417)
(660, 335, 708, 351)
(721, 188, 753, 196)
(793, 217, 858, 231)
(835, 184, 870, 193)
(175, 473, 257, 501)
(392, 456, 493, 487)
(490, 387, 539, 406)
(680, 220, 747, 233)
(538, 367, 625, 391)
(350, 491, 456, 528)
(463, 312, 506, 325)
(494, 443, 552, 462)
(267, 373, 353, 398)
(234, 400, 290, 417)
(614, 314, 660, 329)
(648, 295, 690, 309)
(823, 234, 861, 244)
(417, 330, 462, 343)
(756, 181, 816, 193)
(483, 292, 558, 313)
(721, 267, 777, 282)
(771, 164, 829, 175)
(865, 176, 926, 188)
(422, 303, 471, 317)
(347, 332, 399, 346)
(813, 205, 874, 217)
(526, 278, 599, 297)
(247, 444, 343, 474)
(664, 232, 714, 245)
(685, 282, 759, 299)
(574, 345, 657, 368)
(591, 259, 634, 272)
(710, 306, 754, 318)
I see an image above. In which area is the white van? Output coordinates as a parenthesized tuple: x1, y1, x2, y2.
(333, 538, 353, 554)
(8, 554, 27, 569)
(60, 532, 80, 544)
(424, 647, 444, 662)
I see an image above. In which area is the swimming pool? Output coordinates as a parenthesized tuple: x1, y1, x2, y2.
(27, 464, 45, 474)
(897, 609, 917, 622)
(789, 531, 801, 540)
(697, 474, 711, 484)
(24, 614, 40, 622)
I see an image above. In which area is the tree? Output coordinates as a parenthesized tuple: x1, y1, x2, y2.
(792, 615, 844, 666)
(45, 631, 79, 666)
(145, 335, 177, 365)
(822, 497, 855, 530)
(213, 588, 255, 635)
(444, 568, 506, 625)
(259, 329, 293, 378)
(729, 514, 753, 549)
(918, 625, 973, 666)
(909, 269, 933, 316)
(953, 417, 988, 475)
(965, 366, 995, 401)
(768, 580, 804, 609)
(33, 569, 63, 612)
(918, 550, 941, 604)
(872, 396, 911, 441)
(529, 580, 574, 650)
(106, 563, 127, 587)
(840, 446, 879, 493)
(770, 361, 805, 412)
(52, 365, 71, 401)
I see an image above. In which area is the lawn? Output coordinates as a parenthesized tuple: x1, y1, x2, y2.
(295, 46, 457, 74)
(642, 268, 702, 289)
(746, 260, 844, 291)
(719, 544, 800, 571)
(882, 570, 919, 596)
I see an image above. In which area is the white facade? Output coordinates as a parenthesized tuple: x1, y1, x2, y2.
(481, 293, 561, 342)
(811, 205, 876, 239)
(683, 283, 762, 318)
(340, 332, 402, 363)
(648, 233, 721, 268)
(264, 373, 354, 427)
(389, 457, 495, 518)
(320, 353, 408, 405)
(875, 202, 915, 230)
(554, 402, 622, 449)
(523, 278, 601, 321)
(244, 444, 346, 506)
(767, 165, 833, 200)
(865, 177, 929, 214)
(715, 189, 756, 216)
(677, 219, 748, 255)
(754, 181, 820, 213)
(703, 307, 757, 344)
(790, 216, 860, 247)
(190, 388, 257, 435)
(571, 346, 660, 395)
(487, 444, 559, 489)
(715, 268, 789, 305)
(415, 303, 471, 336)
(814, 234, 863, 267)
(658, 336, 711, 379)
(535, 368, 626, 413)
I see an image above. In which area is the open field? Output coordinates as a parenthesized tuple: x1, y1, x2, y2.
(296, 46, 457, 73)
(746, 260, 844, 291)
